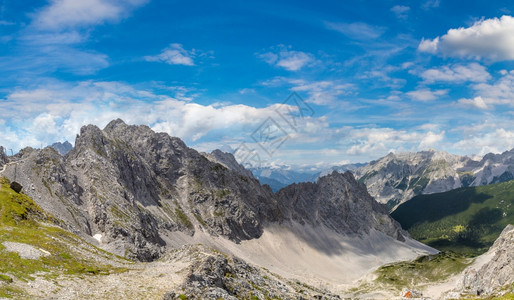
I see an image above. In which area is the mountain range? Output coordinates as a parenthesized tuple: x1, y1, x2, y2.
(248, 148, 514, 211)
(0, 120, 429, 263)
(249, 163, 366, 192)
(0, 119, 512, 299)
(354, 149, 514, 210)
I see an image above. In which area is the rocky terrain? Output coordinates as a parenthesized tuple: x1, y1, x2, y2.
(248, 148, 514, 210)
(164, 245, 341, 300)
(0, 146, 7, 168)
(353, 149, 514, 210)
(276, 171, 406, 240)
(203, 149, 254, 179)
(455, 224, 514, 297)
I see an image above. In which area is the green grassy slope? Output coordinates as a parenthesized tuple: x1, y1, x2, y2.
(391, 180, 514, 255)
(0, 177, 127, 298)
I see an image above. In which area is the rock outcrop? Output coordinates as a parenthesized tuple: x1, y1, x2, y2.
(203, 149, 254, 179)
(457, 224, 514, 296)
(0, 146, 7, 168)
(277, 171, 407, 241)
(165, 245, 341, 300)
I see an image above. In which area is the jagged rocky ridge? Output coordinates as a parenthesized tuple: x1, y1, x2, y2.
(454, 224, 514, 297)
(1, 119, 407, 262)
(276, 171, 406, 240)
(353, 149, 514, 209)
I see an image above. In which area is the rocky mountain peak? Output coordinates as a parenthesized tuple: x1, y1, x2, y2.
(277, 170, 407, 241)
(103, 118, 129, 131)
(203, 149, 254, 179)
(50, 141, 73, 155)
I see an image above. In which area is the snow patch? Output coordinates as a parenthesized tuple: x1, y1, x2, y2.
(93, 233, 103, 243)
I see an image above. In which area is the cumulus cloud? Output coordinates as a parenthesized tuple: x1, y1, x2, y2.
(420, 63, 491, 83)
(32, 0, 148, 30)
(258, 45, 315, 71)
(418, 131, 445, 150)
(0, 80, 313, 151)
(325, 21, 386, 40)
(344, 127, 444, 156)
(457, 96, 489, 110)
(406, 88, 448, 101)
(418, 15, 514, 61)
(453, 128, 514, 155)
(145, 44, 196, 66)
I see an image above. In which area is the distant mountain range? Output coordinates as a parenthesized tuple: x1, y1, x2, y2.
(248, 149, 514, 210)
(354, 149, 514, 210)
(249, 163, 366, 192)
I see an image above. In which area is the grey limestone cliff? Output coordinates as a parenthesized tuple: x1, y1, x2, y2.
(277, 171, 407, 241)
(457, 224, 514, 296)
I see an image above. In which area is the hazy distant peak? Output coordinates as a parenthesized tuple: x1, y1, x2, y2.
(50, 141, 73, 155)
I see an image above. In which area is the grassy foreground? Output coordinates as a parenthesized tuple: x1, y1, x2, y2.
(0, 177, 127, 298)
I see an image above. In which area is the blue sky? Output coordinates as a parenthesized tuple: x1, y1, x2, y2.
(0, 0, 513, 168)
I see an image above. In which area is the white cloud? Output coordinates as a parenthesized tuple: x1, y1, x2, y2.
(453, 128, 514, 155)
(258, 45, 315, 71)
(418, 37, 439, 53)
(0, 80, 315, 151)
(325, 21, 386, 40)
(420, 63, 491, 83)
(418, 15, 514, 61)
(406, 88, 448, 101)
(454, 70, 514, 109)
(0, 0, 149, 76)
(0, 20, 15, 26)
(32, 0, 148, 30)
(418, 131, 445, 150)
(264, 77, 355, 106)
(472, 70, 514, 106)
(289, 79, 355, 106)
(457, 96, 489, 110)
(344, 127, 438, 156)
(391, 5, 410, 19)
(144, 43, 196, 66)
(422, 0, 440, 9)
